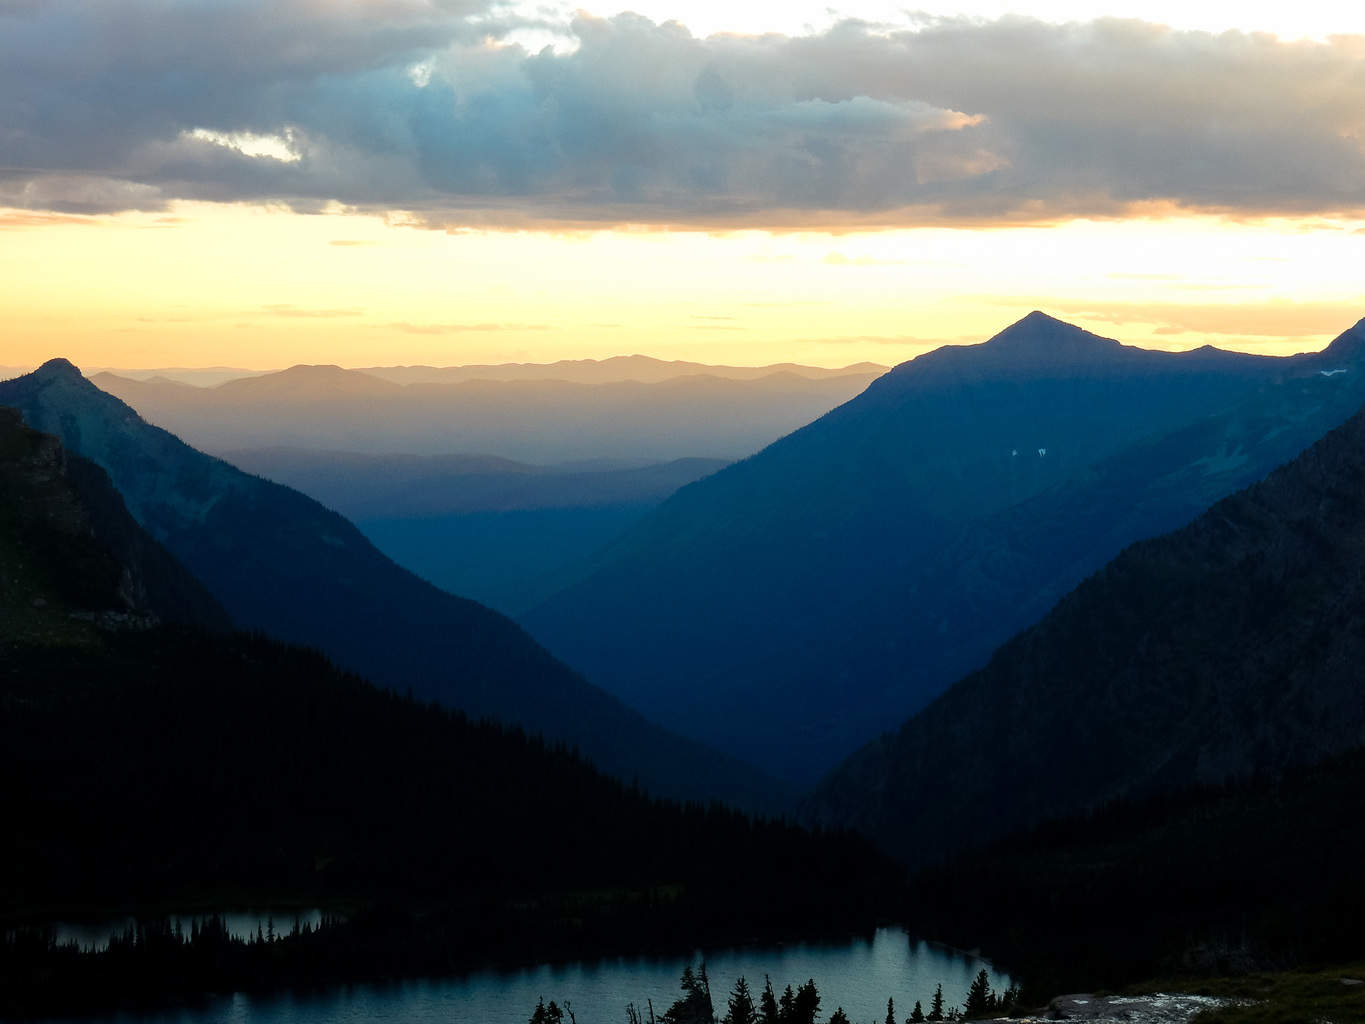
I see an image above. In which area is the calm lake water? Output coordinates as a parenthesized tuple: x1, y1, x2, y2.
(34, 926, 1008, 1024)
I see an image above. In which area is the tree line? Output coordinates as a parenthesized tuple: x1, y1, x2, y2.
(531, 962, 1020, 1024)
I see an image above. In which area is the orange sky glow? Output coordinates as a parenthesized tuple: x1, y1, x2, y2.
(3, 3, 1365, 371)
(5, 202, 1363, 371)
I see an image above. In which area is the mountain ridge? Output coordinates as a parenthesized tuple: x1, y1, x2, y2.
(521, 313, 1351, 783)
(89, 364, 882, 462)
(0, 360, 786, 810)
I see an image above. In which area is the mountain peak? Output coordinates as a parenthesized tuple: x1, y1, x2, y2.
(955, 312, 1126, 369)
(987, 311, 1114, 346)
(34, 357, 86, 381)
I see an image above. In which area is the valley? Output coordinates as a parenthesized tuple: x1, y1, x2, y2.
(7, 314, 1365, 1021)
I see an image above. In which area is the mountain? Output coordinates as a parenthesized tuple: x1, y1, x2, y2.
(212, 363, 404, 400)
(0, 422, 892, 1016)
(0, 406, 231, 640)
(359, 354, 888, 385)
(521, 313, 1357, 784)
(86, 366, 274, 388)
(89, 366, 882, 462)
(0, 360, 785, 810)
(806, 377, 1365, 865)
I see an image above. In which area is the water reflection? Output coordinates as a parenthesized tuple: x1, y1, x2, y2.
(39, 927, 1009, 1024)
(52, 910, 327, 952)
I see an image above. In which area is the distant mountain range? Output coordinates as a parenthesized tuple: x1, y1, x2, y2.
(357, 354, 888, 386)
(806, 356, 1365, 866)
(89, 364, 882, 462)
(523, 312, 1365, 784)
(26, 355, 884, 390)
(0, 361, 784, 810)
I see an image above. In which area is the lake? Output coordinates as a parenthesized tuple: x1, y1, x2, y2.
(34, 926, 1009, 1024)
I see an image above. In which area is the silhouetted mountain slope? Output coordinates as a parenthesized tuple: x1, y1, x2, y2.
(0, 361, 785, 810)
(0, 407, 230, 638)
(2, 632, 887, 919)
(90, 366, 881, 461)
(524, 313, 1322, 783)
(807, 381, 1365, 865)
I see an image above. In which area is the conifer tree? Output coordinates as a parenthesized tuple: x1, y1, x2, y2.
(964, 970, 993, 1018)
(664, 963, 716, 1024)
(724, 976, 757, 1024)
(908, 1000, 925, 1023)
(792, 979, 820, 1024)
(886, 997, 896, 1024)
(779, 984, 796, 1023)
(829, 1010, 851, 1024)
(928, 984, 944, 1022)
(759, 975, 780, 1024)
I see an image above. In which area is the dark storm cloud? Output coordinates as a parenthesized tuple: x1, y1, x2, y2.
(3, 3, 1365, 226)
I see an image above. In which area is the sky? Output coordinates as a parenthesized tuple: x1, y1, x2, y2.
(3, 0, 1365, 370)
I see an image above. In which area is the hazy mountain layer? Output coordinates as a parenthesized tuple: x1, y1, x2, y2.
(90, 366, 881, 462)
(807, 378, 1365, 864)
(55, 355, 888, 389)
(217, 448, 729, 615)
(358, 355, 887, 385)
(0, 362, 785, 810)
(217, 447, 729, 520)
(523, 313, 1350, 783)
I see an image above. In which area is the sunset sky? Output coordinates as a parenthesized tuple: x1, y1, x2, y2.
(4, 0, 1365, 370)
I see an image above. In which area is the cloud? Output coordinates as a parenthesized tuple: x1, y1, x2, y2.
(381, 321, 553, 333)
(0, 209, 98, 228)
(259, 304, 366, 318)
(824, 251, 916, 266)
(4, 6, 1365, 226)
